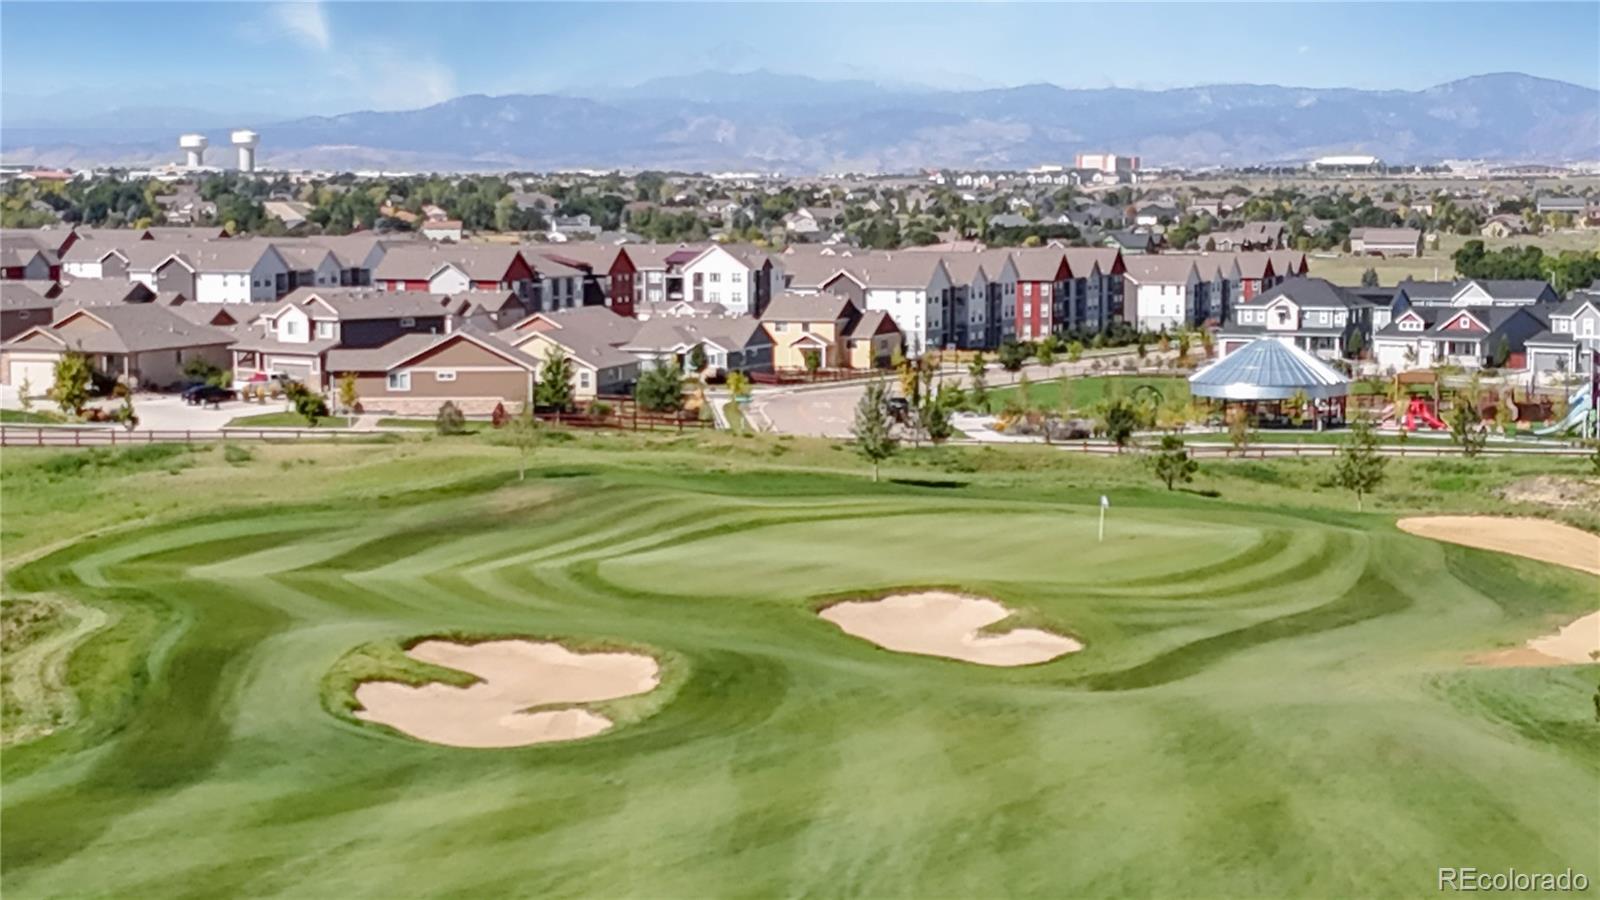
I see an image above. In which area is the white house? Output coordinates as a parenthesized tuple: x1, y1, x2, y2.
(821, 252, 952, 356)
(677, 244, 778, 316)
(1123, 256, 1202, 332)
(59, 241, 131, 280)
(133, 242, 291, 304)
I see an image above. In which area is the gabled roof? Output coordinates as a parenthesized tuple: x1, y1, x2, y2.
(1240, 278, 1372, 310)
(761, 291, 856, 323)
(847, 309, 898, 339)
(829, 252, 948, 290)
(326, 330, 535, 373)
(6, 304, 234, 353)
(275, 287, 463, 321)
(53, 279, 157, 306)
(371, 244, 527, 281)
(501, 306, 640, 369)
(0, 282, 57, 311)
(1010, 248, 1071, 282)
(1123, 255, 1199, 285)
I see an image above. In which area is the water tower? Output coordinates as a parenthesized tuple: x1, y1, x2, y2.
(179, 133, 208, 168)
(231, 130, 260, 172)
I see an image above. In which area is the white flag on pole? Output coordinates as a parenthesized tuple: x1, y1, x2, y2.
(1100, 495, 1110, 508)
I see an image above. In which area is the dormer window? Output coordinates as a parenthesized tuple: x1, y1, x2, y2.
(1275, 308, 1290, 325)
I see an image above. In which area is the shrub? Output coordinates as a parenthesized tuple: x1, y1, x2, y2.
(435, 401, 466, 435)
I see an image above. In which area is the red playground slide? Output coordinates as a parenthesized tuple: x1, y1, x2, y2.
(1404, 397, 1446, 431)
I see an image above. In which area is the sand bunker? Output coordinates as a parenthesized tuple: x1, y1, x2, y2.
(354, 639, 659, 748)
(1396, 516, 1600, 576)
(820, 591, 1081, 666)
(1398, 516, 1599, 668)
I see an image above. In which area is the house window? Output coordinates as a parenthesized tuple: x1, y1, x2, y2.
(579, 371, 591, 389)
(316, 322, 335, 339)
(435, 370, 457, 382)
(1275, 309, 1290, 325)
(774, 322, 788, 332)
(400, 317, 415, 328)
(731, 271, 742, 283)
(709, 272, 720, 283)
(1585, 318, 1596, 336)
(285, 319, 300, 337)
(387, 371, 411, 391)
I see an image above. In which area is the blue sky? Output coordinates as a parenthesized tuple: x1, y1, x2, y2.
(3, 1, 1597, 121)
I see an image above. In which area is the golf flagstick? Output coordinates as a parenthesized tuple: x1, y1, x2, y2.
(1099, 495, 1109, 542)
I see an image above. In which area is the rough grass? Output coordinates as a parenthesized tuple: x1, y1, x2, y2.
(1, 432, 1596, 897)
(989, 375, 1191, 411)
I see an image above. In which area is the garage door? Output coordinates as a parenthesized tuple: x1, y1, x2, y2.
(9, 359, 56, 395)
(271, 362, 313, 384)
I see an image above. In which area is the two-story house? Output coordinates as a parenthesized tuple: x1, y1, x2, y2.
(138, 241, 292, 304)
(759, 291, 902, 370)
(819, 253, 950, 356)
(498, 306, 642, 399)
(1219, 278, 1374, 360)
(230, 288, 465, 388)
(1520, 291, 1600, 376)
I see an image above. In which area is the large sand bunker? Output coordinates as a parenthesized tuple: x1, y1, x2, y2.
(820, 591, 1081, 666)
(1398, 516, 1599, 667)
(354, 639, 659, 748)
(1397, 516, 1600, 576)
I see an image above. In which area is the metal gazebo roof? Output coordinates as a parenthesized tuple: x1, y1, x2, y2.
(1188, 338, 1351, 401)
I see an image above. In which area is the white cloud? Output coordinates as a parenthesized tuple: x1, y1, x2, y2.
(272, 1, 331, 52)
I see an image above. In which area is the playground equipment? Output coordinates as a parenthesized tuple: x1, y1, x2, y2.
(1532, 385, 1596, 437)
(1403, 397, 1446, 431)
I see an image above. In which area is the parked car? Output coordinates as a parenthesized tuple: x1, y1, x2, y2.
(182, 384, 237, 407)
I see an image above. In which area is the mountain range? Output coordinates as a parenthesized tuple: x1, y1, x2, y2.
(3, 71, 1595, 173)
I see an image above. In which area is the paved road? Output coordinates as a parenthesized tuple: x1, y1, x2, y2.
(749, 350, 1169, 438)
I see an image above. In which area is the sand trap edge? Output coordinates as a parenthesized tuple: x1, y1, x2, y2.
(327, 634, 678, 748)
(816, 589, 1084, 668)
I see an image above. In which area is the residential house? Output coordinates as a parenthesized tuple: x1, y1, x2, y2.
(1103, 229, 1158, 255)
(1372, 304, 1550, 372)
(1524, 291, 1600, 375)
(1219, 278, 1375, 361)
(421, 220, 465, 242)
(499, 306, 641, 399)
(326, 330, 538, 416)
(1, 282, 58, 341)
(819, 253, 950, 355)
(60, 239, 136, 280)
(759, 292, 901, 370)
(1349, 227, 1423, 257)
(230, 288, 464, 388)
(124, 241, 291, 304)
(1123, 256, 1203, 332)
(1534, 195, 1587, 218)
(276, 245, 344, 291)
(620, 316, 774, 376)
(1480, 214, 1528, 238)
(1, 304, 234, 391)
(1208, 221, 1286, 251)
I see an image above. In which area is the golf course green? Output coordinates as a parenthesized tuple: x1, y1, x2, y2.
(1, 436, 1595, 897)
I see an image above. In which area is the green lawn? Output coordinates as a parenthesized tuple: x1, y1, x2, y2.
(990, 375, 1191, 412)
(376, 417, 489, 433)
(1, 436, 1596, 897)
(0, 409, 64, 424)
(226, 412, 353, 429)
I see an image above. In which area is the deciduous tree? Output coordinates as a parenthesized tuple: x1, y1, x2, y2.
(1151, 434, 1198, 490)
(851, 379, 898, 482)
(1331, 416, 1387, 510)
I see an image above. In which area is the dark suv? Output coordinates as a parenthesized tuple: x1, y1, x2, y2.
(182, 384, 237, 407)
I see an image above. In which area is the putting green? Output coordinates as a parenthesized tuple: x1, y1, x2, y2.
(2, 464, 1596, 898)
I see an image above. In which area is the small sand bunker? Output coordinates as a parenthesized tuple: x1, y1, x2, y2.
(820, 591, 1081, 666)
(1473, 610, 1600, 667)
(1397, 516, 1600, 576)
(355, 639, 659, 748)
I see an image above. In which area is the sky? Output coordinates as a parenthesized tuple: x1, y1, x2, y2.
(3, 1, 1598, 122)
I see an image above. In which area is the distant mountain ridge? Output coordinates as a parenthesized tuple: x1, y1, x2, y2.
(3, 71, 1595, 172)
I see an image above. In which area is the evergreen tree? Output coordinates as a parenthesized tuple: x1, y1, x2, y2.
(1151, 434, 1198, 490)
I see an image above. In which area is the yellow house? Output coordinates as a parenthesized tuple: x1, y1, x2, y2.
(760, 292, 902, 371)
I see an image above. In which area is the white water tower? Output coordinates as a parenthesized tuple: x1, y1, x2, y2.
(179, 133, 208, 168)
(231, 129, 260, 172)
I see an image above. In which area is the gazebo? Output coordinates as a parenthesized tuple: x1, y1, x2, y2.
(1189, 338, 1351, 429)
